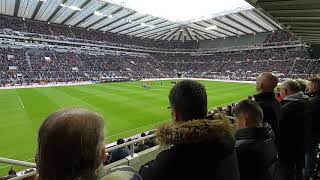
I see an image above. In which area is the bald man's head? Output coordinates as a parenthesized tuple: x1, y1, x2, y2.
(256, 72, 278, 93)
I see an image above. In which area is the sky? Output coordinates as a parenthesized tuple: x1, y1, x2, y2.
(106, 0, 252, 22)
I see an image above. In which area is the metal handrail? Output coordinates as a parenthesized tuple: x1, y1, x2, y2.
(0, 157, 36, 168)
(0, 134, 156, 167)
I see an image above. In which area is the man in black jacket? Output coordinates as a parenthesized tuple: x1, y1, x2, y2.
(234, 99, 280, 180)
(279, 80, 310, 180)
(139, 80, 240, 180)
(254, 72, 281, 142)
(305, 77, 320, 178)
(306, 77, 320, 141)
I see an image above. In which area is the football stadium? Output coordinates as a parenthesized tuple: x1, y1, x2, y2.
(0, 0, 319, 179)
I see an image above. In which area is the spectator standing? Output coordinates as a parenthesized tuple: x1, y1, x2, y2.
(305, 77, 320, 178)
(279, 80, 309, 180)
(306, 77, 320, 140)
(139, 80, 239, 180)
(254, 72, 281, 142)
(233, 99, 280, 180)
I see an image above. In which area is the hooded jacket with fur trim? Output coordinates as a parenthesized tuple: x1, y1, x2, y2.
(139, 118, 240, 180)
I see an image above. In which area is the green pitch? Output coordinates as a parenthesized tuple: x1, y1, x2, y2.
(0, 80, 255, 175)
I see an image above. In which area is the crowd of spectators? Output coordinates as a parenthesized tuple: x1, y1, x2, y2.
(1, 45, 319, 86)
(0, 16, 198, 49)
(264, 30, 295, 43)
(0, 15, 301, 51)
(157, 47, 310, 76)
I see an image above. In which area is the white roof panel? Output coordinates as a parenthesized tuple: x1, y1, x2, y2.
(0, 1, 280, 41)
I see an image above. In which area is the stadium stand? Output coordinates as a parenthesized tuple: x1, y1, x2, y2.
(0, 16, 198, 50)
(0, 15, 316, 87)
(264, 31, 295, 43)
(0, 45, 318, 86)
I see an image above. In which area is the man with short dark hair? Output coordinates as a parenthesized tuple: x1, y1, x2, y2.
(139, 80, 239, 180)
(234, 99, 279, 180)
(279, 80, 309, 180)
(254, 72, 281, 142)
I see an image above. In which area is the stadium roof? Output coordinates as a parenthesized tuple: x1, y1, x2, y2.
(246, 0, 320, 45)
(0, 0, 281, 41)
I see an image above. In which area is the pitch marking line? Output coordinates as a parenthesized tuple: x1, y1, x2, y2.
(18, 95, 25, 109)
(106, 119, 169, 139)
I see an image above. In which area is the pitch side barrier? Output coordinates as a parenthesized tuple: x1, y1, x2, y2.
(1, 76, 296, 90)
(142, 78, 289, 85)
(0, 81, 95, 90)
(0, 78, 256, 90)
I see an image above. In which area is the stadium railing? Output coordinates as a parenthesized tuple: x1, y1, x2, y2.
(0, 157, 36, 168)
